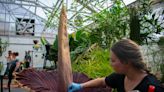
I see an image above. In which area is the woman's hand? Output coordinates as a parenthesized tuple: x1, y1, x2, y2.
(68, 82, 82, 92)
(12, 72, 17, 77)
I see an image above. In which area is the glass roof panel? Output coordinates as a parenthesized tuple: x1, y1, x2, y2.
(19, 0, 136, 32)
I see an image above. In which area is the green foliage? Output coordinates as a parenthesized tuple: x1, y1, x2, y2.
(74, 15, 83, 27)
(89, 0, 129, 48)
(158, 36, 164, 82)
(0, 38, 7, 72)
(48, 30, 91, 62)
(129, 0, 164, 82)
(158, 36, 164, 45)
(129, 7, 141, 44)
(69, 30, 92, 61)
(49, 1, 129, 78)
(143, 43, 164, 82)
(0, 62, 3, 73)
(138, 0, 164, 43)
(69, 30, 91, 51)
(160, 64, 164, 82)
(128, 0, 164, 44)
(47, 35, 58, 62)
(72, 45, 113, 78)
(0, 38, 8, 56)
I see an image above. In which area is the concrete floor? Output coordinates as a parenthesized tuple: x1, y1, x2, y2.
(2, 79, 29, 92)
(3, 88, 28, 92)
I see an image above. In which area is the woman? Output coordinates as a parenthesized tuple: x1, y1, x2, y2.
(24, 51, 31, 68)
(68, 39, 164, 92)
(4, 50, 13, 76)
(8, 52, 20, 92)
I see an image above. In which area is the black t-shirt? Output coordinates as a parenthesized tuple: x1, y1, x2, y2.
(105, 73, 164, 92)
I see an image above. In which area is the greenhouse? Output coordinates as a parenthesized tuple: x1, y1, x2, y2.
(0, 0, 164, 92)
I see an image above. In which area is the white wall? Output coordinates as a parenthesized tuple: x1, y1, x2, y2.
(0, 3, 57, 36)
(0, 3, 56, 68)
(0, 35, 55, 68)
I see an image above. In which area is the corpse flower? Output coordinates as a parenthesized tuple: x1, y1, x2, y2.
(16, 5, 111, 92)
(16, 69, 111, 92)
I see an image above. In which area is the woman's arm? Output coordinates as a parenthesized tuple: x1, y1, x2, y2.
(14, 62, 20, 72)
(81, 78, 106, 88)
(68, 78, 107, 92)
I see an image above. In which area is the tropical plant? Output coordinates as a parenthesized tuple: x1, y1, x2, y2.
(16, 69, 112, 92)
(160, 63, 164, 83)
(0, 38, 8, 56)
(69, 30, 91, 61)
(158, 36, 164, 45)
(49, 36, 113, 78)
(49, 35, 58, 61)
(158, 36, 164, 82)
(0, 61, 3, 73)
(129, 7, 141, 44)
(48, 30, 91, 62)
(128, 0, 164, 44)
(47, 1, 129, 79)
(89, 0, 129, 48)
(139, 0, 164, 43)
(0, 38, 8, 72)
(130, 0, 164, 82)
(72, 44, 113, 78)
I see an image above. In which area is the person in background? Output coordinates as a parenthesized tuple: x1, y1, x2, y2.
(4, 50, 13, 76)
(24, 51, 31, 68)
(7, 52, 20, 92)
(14, 52, 21, 72)
(6, 50, 13, 61)
(68, 39, 164, 92)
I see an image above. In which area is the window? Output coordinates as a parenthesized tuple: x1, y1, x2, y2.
(16, 18, 35, 36)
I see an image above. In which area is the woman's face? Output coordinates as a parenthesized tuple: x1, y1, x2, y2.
(12, 53, 16, 58)
(110, 51, 127, 74)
